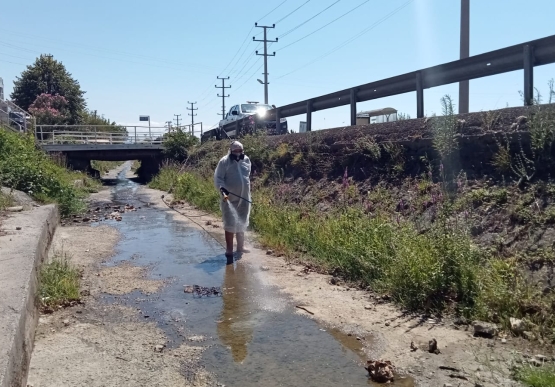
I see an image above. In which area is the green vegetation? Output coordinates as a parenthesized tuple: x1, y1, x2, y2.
(0, 190, 14, 210)
(39, 251, 80, 309)
(149, 94, 555, 342)
(91, 160, 124, 174)
(10, 54, 123, 133)
(0, 127, 98, 216)
(11, 54, 86, 124)
(516, 365, 555, 387)
(162, 128, 199, 161)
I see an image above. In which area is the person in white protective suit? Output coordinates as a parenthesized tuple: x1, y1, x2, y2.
(214, 141, 252, 258)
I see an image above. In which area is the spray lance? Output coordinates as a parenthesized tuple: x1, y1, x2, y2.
(219, 186, 253, 204)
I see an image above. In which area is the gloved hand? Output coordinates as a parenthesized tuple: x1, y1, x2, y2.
(220, 186, 229, 195)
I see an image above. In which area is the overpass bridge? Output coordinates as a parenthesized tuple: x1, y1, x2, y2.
(36, 125, 173, 178)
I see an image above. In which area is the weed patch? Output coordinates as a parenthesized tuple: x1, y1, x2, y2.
(39, 252, 81, 310)
(516, 365, 555, 387)
(91, 160, 124, 173)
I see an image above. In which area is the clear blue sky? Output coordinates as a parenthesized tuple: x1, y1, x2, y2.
(1, 0, 554, 135)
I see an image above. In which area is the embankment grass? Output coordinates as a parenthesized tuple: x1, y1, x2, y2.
(0, 127, 98, 216)
(150, 160, 554, 338)
(91, 160, 124, 173)
(0, 190, 14, 210)
(39, 252, 81, 309)
(516, 365, 555, 387)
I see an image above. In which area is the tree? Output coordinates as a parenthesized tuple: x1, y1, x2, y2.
(28, 93, 70, 125)
(162, 128, 199, 161)
(11, 54, 86, 124)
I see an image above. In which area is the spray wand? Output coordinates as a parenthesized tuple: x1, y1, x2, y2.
(220, 187, 253, 204)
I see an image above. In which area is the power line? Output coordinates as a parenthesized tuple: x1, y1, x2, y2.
(219, 26, 254, 77)
(276, 0, 371, 52)
(278, 0, 341, 39)
(0, 39, 216, 75)
(275, 0, 311, 24)
(257, 0, 289, 22)
(0, 28, 218, 71)
(0, 58, 26, 65)
(235, 64, 264, 92)
(277, 0, 413, 79)
(0, 51, 34, 61)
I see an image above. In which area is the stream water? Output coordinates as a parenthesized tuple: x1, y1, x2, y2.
(93, 164, 414, 387)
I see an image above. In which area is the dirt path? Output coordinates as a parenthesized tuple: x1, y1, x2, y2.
(27, 163, 217, 387)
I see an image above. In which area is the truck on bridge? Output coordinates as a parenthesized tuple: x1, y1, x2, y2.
(201, 101, 288, 143)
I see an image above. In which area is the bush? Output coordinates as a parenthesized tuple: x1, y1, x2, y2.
(162, 128, 199, 161)
(0, 127, 95, 216)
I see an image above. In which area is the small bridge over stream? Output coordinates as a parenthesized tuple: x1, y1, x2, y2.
(36, 125, 172, 177)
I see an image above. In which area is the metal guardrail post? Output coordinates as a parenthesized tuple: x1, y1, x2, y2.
(200, 122, 203, 136)
(350, 89, 357, 126)
(134, 126, 137, 144)
(416, 71, 424, 118)
(306, 100, 312, 132)
(523, 44, 535, 106)
(235, 119, 240, 137)
(276, 108, 281, 133)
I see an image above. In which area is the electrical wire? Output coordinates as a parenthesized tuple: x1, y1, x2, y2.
(257, 0, 289, 22)
(0, 28, 217, 70)
(275, 0, 311, 24)
(278, 0, 341, 39)
(219, 26, 254, 77)
(276, 0, 371, 52)
(0, 58, 25, 65)
(277, 0, 414, 79)
(0, 39, 216, 75)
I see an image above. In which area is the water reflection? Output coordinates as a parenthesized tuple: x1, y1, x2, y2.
(217, 261, 254, 363)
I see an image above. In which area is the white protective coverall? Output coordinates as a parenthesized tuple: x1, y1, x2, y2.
(214, 149, 252, 234)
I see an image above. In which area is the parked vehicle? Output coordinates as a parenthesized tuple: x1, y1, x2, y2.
(202, 101, 287, 143)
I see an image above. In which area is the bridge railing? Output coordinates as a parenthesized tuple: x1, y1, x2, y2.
(0, 100, 35, 133)
(36, 125, 169, 145)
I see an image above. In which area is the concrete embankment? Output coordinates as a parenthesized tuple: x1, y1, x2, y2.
(0, 205, 58, 387)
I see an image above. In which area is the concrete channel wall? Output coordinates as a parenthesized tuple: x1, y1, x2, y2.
(0, 205, 58, 387)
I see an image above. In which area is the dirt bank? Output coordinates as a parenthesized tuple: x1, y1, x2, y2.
(27, 165, 216, 387)
(140, 187, 534, 387)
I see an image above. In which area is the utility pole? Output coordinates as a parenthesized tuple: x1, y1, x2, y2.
(45, 54, 54, 94)
(173, 114, 181, 129)
(459, 0, 470, 114)
(187, 101, 198, 135)
(216, 76, 231, 118)
(254, 23, 278, 105)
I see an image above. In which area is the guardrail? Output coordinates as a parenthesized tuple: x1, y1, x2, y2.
(270, 34, 555, 131)
(0, 100, 34, 133)
(36, 125, 169, 145)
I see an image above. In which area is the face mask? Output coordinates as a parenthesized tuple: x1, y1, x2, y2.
(230, 152, 244, 161)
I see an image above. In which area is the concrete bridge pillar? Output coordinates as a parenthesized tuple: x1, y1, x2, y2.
(136, 155, 164, 181)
